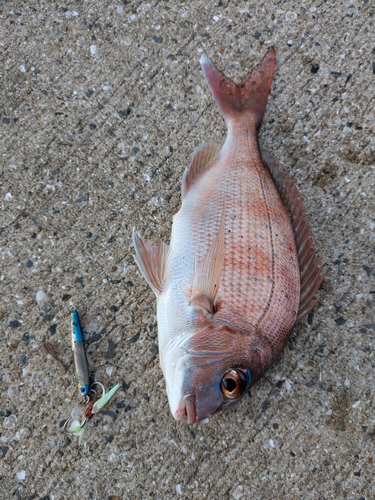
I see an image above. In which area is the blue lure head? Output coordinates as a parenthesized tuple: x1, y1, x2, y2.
(78, 382, 90, 396)
(71, 310, 84, 343)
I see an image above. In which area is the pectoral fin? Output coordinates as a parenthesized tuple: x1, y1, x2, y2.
(191, 208, 226, 312)
(133, 230, 169, 296)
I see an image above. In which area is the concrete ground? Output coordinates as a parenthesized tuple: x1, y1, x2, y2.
(1, 1, 375, 499)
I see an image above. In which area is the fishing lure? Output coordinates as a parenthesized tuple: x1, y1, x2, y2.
(71, 310, 90, 400)
(70, 383, 120, 445)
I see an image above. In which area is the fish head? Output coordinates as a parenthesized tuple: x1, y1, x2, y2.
(163, 324, 253, 424)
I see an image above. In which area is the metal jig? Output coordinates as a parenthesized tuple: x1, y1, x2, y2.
(71, 310, 90, 401)
(64, 311, 118, 444)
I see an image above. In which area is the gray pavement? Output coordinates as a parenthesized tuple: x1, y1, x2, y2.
(1, 1, 375, 499)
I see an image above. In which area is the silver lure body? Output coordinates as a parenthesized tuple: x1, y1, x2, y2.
(71, 310, 90, 397)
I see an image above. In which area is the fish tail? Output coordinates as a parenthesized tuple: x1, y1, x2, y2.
(200, 48, 276, 130)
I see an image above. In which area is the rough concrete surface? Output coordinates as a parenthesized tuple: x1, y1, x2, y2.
(1, 1, 375, 499)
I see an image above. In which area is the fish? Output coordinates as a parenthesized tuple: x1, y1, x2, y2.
(71, 310, 90, 398)
(133, 48, 325, 424)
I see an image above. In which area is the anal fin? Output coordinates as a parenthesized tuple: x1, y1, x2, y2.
(132, 229, 169, 296)
(260, 149, 325, 323)
(181, 141, 221, 200)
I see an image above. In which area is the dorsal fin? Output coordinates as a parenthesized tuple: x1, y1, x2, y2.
(190, 206, 226, 312)
(132, 229, 169, 296)
(181, 141, 221, 200)
(260, 149, 325, 323)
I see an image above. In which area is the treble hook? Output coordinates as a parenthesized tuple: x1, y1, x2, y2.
(89, 381, 106, 400)
(63, 417, 73, 432)
(68, 384, 120, 445)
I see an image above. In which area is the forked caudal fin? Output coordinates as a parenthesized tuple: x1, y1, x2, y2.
(200, 47, 276, 130)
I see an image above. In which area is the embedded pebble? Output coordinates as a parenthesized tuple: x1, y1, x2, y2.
(286, 11, 297, 20)
(35, 291, 46, 301)
(3, 415, 18, 429)
(17, 470, 26, 480)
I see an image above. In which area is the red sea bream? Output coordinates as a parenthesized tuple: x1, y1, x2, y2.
(133, 48, 325, 424)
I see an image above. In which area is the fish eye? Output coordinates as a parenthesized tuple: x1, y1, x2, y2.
(220, 369, 248, 400)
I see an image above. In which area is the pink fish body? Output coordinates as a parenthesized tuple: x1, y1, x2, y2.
(133, 48, 324, 424)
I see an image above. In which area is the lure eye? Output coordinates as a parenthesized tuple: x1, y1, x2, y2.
(79, 387, 86, 394)
(220, 369, 248, 400)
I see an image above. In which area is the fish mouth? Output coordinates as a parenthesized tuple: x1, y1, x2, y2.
(174, 394, 196, 424)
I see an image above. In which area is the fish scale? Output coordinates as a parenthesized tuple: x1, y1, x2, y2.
(133, 48, 325, 424)
(217, 158, 276, 327)
(191, 194, 224, 258)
